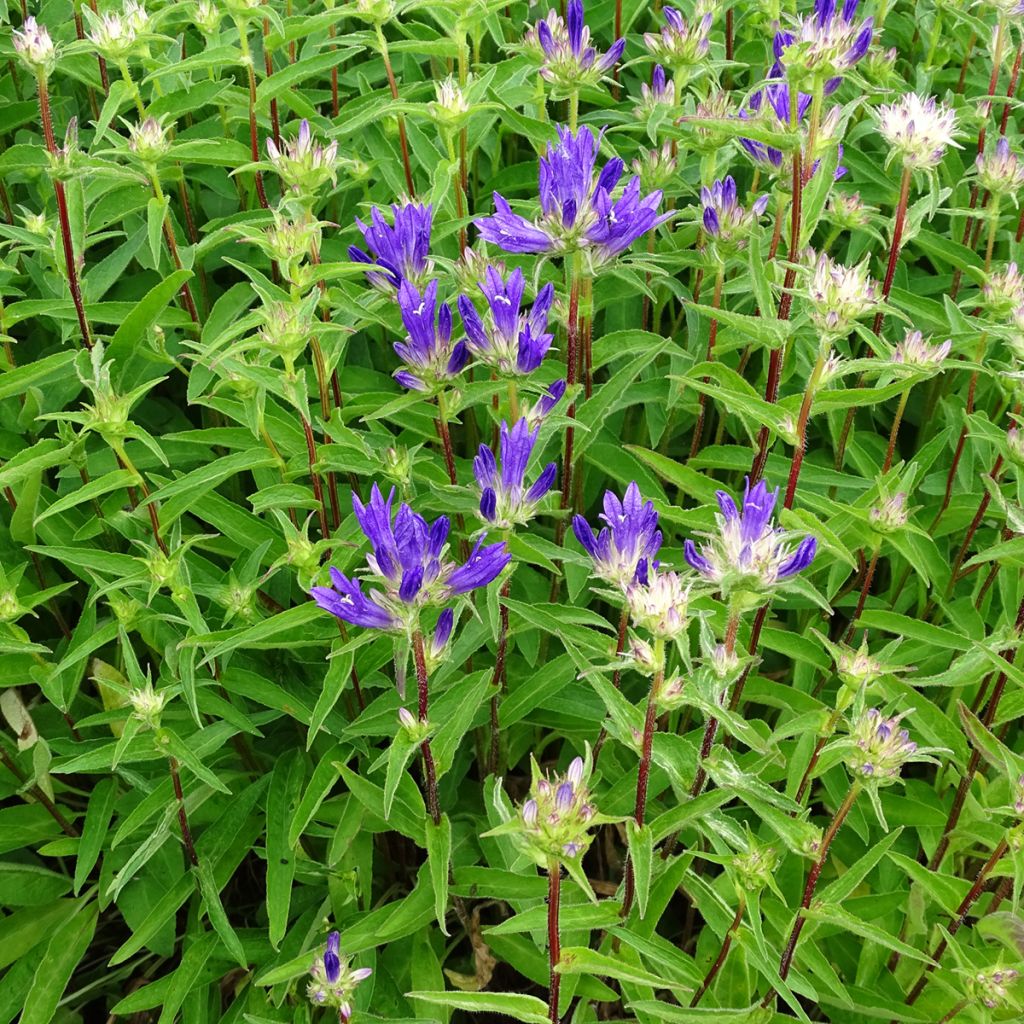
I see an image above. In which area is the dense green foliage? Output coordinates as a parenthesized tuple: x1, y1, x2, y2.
(2, 1, 1024, 1023)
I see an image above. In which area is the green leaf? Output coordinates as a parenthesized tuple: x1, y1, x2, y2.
(626, 821, 654, 920)
(800, 903, 936, 963)
(20, 901, 99, 1024)
(266, 750, 303, 949)
(425, 813, 452, 935)
(107, 269, 193, 370)
(556, 945, 673, 988)
(405, 992, 550, 1024)
(74, 777, 117, 894)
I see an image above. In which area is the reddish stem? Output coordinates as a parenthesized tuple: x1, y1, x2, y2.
(37, 77, 93, 350)
(548, 864, 561, 1024)
(412, 631, 441, 826)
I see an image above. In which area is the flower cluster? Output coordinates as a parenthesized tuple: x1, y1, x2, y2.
(458, 267, 555, 375)
(877, 94, 957, 171)
(306, 931, 372, 1021)
(805, 250, 878, 336)
(393, 280, 468, 393)
(684, 479, 817, 597)
(891, 330, 951, 370)
(573, 482, 662, 590)
(128, 117, 171, 165)
(518, 756, 596, 861)
(700, 175, 769, 253)
(311, 485, 509, 632)
(527, 0, 624, 93)
(771, 0, 873, 87)
(349, 203, 433, 291)
(969, 967, 1020, 1011)
(643, 5, 713, 73)
(476, 125, 667, 266)
(267, 119, 338, 195)
(12, 16, 57, 75)
(977, 137, 1024, 197)
(846, 708, 917, 783)
(473, 419, 557, 529)
(626, 563, 690, 640)
(982, 261, 1024, 316)
(635, 65, 676, 118)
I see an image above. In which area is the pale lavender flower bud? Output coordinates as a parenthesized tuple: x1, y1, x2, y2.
(891, 329, 951, 370)
(847, 708, 917, 783)
(869, 493, 909, 533)
(977, 136, 1024, 196)
(13, 17, 57, 74)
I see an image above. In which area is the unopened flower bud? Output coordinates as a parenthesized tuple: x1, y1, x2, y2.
(13, 17, 57, 75)
(732, 842, 779, 893)
(129, 117, 171, 164)
(969, 966, 1019, 1010)
(869, 493, 908, 533)
(977, 137, 1024, 196)
(626, 568, 689, 640)
(431, 76, 470, 127)
(632, 142, 678, 192)
(87, 10, 139, 60)
(352, 0, 395, 23)
(805, 250, 878, 337)
(891, 329, 951, 370)
(1008, 426, 1024, 468)
(847, 708, 917, 784)
(193, 0, 222, 34)
(267, 119, 339, 196)
(129, 681, 167, 729)
(982, 261, 1024, 316)
(826, 191, 872, 230)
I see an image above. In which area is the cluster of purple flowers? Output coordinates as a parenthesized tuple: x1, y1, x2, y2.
(683, 478, 817, 593)
(771, 0, 872, 89)
(474, 419, 557, 529)
(349, 202, 433, 290)
(458, 268, 555, 375)
(572, 481, 663, 590)
(528, 0, 624, 92)
(311, 484, 509, 633)
(476, 125, 668, 265)
(392, 280, 467, 393)
(700, 175, 769, 246)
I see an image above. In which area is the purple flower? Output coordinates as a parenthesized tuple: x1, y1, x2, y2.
(324, 931, 341, 984)
(474, 418, 557, 528)
(431, 607, 454, 658)
(636, 64, 677, 115)
(458, 266, 555, 375)
(683, 478, 816, 593)
(393, 279, 468, 392)
(524, 378, 567, 431)
(349, 202, 433, 290)
(739, 83, 845, 182)
(312, 484, 510, 630)
(700, 175, 769, 244)
(739, 82, 812, 171)
(769, 0, 872, 89)
(475, 125, 667, 264)
(525, 0, 624, 91)
(572, 481, 662, 590)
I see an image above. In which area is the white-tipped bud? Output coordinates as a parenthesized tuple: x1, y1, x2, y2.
(13, 17, 57, 75)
